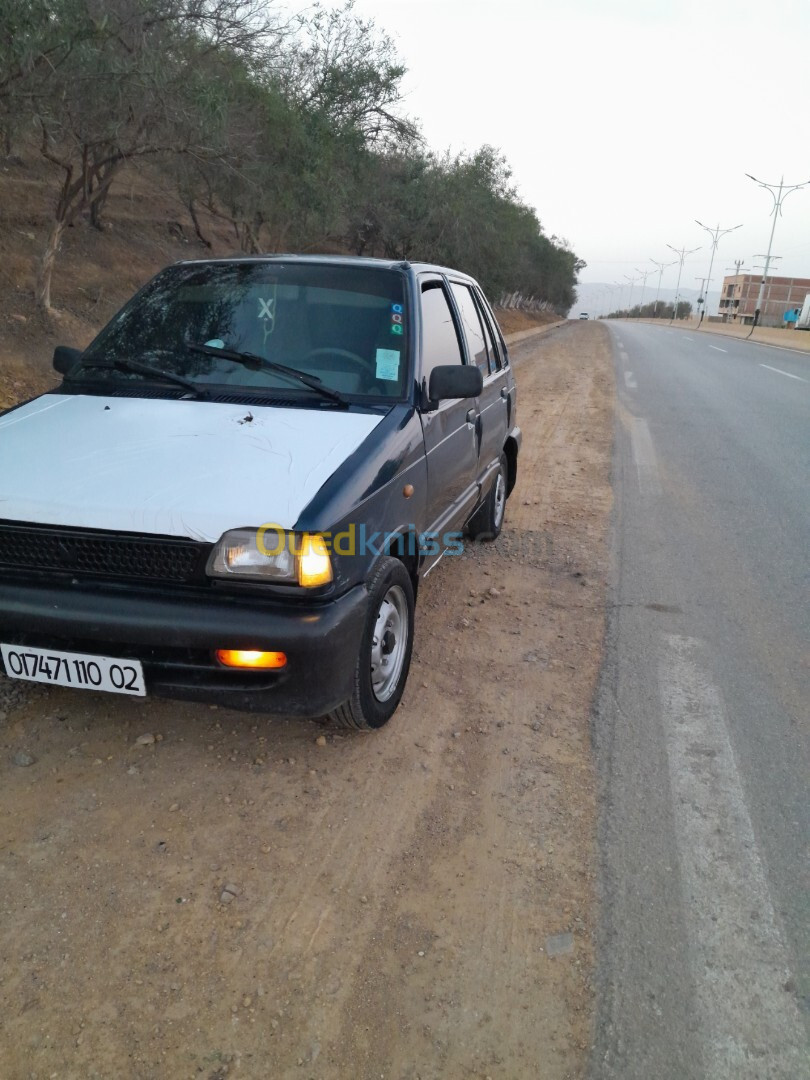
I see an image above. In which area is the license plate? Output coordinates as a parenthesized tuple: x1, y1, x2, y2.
(1, 644, 145, 696)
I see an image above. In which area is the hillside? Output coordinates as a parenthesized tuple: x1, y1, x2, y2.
(0, 154, 236, 408)
(0, 152, 555, 409)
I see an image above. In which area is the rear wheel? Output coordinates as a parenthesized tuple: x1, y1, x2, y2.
(327, 556, 414, 730)
(467, 453, 508, 541)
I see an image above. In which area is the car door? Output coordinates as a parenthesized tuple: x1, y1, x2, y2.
(475, 284, 514, 451)
(418, 276, 480, 547)
(449, 280, 510, 479)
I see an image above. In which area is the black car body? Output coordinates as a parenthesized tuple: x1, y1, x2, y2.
(0, 256, 520, 728)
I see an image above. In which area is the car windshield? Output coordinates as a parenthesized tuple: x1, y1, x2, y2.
(75, 261, 409, 402)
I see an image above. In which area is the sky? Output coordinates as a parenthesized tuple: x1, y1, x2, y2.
(322, 0, 810, 310)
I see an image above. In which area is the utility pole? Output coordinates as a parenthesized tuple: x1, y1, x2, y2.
(666, 243, 701, 324)
(695, 220, 742, 327)
(650, 258, 677, 319)
(726, 258, 749, 277)
(634, 267, 656, 319)
(721, 260, 750, 321)
(745, 173, 810, 335)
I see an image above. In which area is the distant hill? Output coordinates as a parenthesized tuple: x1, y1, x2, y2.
(569, 282, 722, 320)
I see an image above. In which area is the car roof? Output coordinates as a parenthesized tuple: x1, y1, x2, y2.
(173, 253, 480, 285)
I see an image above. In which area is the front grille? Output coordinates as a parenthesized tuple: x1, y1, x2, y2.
(0, 522, 210, 584)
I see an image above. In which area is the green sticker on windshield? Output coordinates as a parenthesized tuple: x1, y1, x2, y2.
(375, 349, 400, 381)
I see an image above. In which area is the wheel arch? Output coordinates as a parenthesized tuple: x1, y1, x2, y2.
(381, 529, 420, 599)
(504, 435, 519, 495)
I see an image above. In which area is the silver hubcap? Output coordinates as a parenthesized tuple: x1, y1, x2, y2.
(370, 584, 409, 702)
(493, 468, 506, 529)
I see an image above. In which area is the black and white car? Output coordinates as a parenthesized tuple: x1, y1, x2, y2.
(0, 256, 520, 729)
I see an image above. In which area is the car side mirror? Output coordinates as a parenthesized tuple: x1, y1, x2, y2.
(53, 346, 82, 375)
(428, 364, 483, 403)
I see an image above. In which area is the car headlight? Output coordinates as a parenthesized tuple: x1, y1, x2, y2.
(206, 528, 333, 587)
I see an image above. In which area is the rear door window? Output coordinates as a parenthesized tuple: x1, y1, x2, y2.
(474, 289, 506, 371)
(451, 283, 490, 374)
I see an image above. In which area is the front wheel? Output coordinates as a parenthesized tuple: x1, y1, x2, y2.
(327, 556, 414, 730)
(467, 453, 508, 541)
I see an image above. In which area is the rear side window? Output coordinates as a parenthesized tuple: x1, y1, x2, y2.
(475, 288, 505, 371)
(420, 282, 464, 387)
(451, 282, 489, 374)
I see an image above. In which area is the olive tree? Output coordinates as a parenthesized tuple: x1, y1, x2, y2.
(2, 0, 288, 310)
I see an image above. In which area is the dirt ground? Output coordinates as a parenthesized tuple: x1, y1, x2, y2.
(0, 322, 614, 1080)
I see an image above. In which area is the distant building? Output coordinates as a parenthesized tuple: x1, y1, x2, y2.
(719, 274, 810, 327)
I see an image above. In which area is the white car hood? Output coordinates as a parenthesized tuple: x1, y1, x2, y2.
(0, 394, 383, 541)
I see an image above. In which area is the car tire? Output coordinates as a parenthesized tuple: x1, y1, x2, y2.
(467, 453, 508, 542)
(327, 556, 415, 731)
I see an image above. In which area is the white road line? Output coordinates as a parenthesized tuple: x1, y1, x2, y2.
(623, 371, 637, 390)
(683, 336, 694, 341)
(628, 417, 660, 496)
(659, 635, 806, 1080)
(708, 345, 727, 352)
(759, 363, 808, 383)
(619, 349, 629, 362)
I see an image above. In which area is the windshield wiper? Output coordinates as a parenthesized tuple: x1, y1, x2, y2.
(187, 342, 348, 406)
(79, 358, 205, 399)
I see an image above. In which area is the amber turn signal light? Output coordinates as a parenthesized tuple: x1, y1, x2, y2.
(216, 649, 287, 669)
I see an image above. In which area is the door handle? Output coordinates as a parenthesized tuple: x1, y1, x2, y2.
(466, 408, 476, 425)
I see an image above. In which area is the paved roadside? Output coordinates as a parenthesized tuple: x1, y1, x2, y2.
(625, 317, 810, 355)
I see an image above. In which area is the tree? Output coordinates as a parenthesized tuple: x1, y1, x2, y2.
(3, 0, 288, 310)
(283, 2, 418, 148)
(1, 0, 583, 318)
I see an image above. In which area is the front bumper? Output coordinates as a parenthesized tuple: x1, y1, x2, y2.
(0, 579, 369, 716)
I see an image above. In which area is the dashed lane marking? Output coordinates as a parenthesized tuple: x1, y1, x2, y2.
(759, 363, 808, 383)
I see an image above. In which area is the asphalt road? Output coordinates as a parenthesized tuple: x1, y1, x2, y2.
(590, 322, 810, 1079)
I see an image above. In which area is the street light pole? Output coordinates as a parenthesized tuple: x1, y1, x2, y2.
(745, 173, 810, 335)
(650, 258, 677, 319)
(666, 243, 701, 324)
(694, 220, 743, 327)
(634, 267, 656, 319)
(623, 275, 637, 318)
(752, 255, 782, 325)
(614, 280, 626, 316)
(695, 277, 707, 323)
